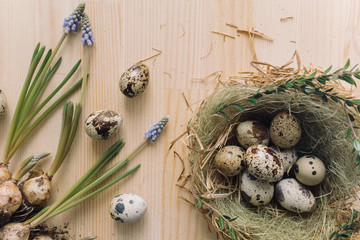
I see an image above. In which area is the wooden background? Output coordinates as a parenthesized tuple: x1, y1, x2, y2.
(1, 0, 360, 239)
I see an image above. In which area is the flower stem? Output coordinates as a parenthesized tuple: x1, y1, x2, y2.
(11, 153, 50, 181)
(79, 47, 90, 105)
(43, 164, 141, 223)
(28, 140, 125, 226)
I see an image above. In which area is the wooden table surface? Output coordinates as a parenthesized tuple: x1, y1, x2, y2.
(1, 0, 360, 239)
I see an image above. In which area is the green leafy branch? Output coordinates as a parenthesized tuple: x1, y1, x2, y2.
(215, 60, 360, 167)
(329, 209, 360, 240)
(197, 197, 248, 240)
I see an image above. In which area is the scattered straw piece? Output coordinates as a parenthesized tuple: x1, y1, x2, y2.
(200, 41, 214, 59)
(225, 23, 238, 28)
(211, 30, 235, 39)
(179, 23, 185, 38)
(138, 48, 163, 63)
(237, 29, 274, 41)
(280, 16, 294, 22)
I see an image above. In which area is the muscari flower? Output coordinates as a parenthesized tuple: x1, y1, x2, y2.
(145, 115, 170, 143)
(63, 3, 85, 34)
(81, 13, 95, 46)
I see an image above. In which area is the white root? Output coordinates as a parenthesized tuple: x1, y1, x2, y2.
(0, 222, 30, 240)
(32, 235, 53, 240)
(0, 180, 22, 216)
(0, 165, 11, 185)
(22, 174, 52, 206)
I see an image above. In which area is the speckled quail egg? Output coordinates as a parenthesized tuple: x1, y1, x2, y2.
(110, 193, 147, 223)
(245, 145, 283, 182)
(119, 63, 150, 98)
(213, 145, 245, 177)
(240, 170, 274, 206)
(270, 112, 302, 148)
(85, 110, 123, 140)
(270, 146, 297, 173)
(294, 156, 326, 186)
(235, 120, 270, 149)
(0, 90, 7, 119)
(275, 178, 316, 213)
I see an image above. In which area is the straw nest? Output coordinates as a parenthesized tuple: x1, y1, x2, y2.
(184, 63, 359, 240)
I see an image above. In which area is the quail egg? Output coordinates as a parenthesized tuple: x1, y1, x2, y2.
(213, 145, 245, 177)
(270, 112, 302, 148)
(0, 90, 7, 119)
(235, 120, 270, 149)
(85, 110, 123, 140)
(110, 193, 147, 223)
(245, 145, 283, 182)
(119, 63, 150, 98)
(270, 146, 297, 173)
(240, 170, 274, 206)
(275, 178, 316, 213)
(294, 156, 326, 186)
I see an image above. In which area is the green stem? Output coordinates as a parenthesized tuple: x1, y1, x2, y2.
(43, 164, 141, 222)
(5, 79, 82, 162)
(1, 46, 45, 164)
(11, 153, 50, 181)
(28, 140, 125, 226)
(16, 56, 61, 130)
(11, 60, 81, 149)
(80, 47, 90, 105)
(21, 33, 67, 120)
(47, 102, 74, 177)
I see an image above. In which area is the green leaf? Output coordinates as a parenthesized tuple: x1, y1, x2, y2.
(247, 97, 257, 104)
(346, 100, 354, 107)
(297, 78, 306, 84)
(233, 104, 244, 111)
(292, 84, 301, 90)
(339, 74, 357, 86)
(348, 113, 355, 122)
(305, 80, 316, 87)
(343, 59, 351, 71)
(353, 138, 360, 151)
(317, 77, 327, 85)
(353, 99, 360, 105)
(218, 216, 225, 230)
(304, 88, 315, 93)
(322, 95, 328, 102)
(358, 106, 360, 113)
(197, 198, 202, 208)
(229, 217, 239, 222)
(329, 231, 338, 240)
(223, 215, 231, 220)
(277, 87, 287, 92)
(306, 70, 317, 79)
(214, 102, 227, 113)
(331, 96, 339, 103)
(314, 90, 324, 97)
(354, 73, 360, 79)
(284, 82, 293, 88)
(325, 88, 334, 92)
(230, 228, 236, 239)
(333, 74, 339, 80)
(322, 65, 332, 76)
(219, 111, 229, 119)
(267, 85, 274, 92)
(346, 128, 352, 140)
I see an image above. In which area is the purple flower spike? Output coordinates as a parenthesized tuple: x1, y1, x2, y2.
(81, 13, 95, 47)
(145, 116, 170, 143)
(63, 3, 85, 34)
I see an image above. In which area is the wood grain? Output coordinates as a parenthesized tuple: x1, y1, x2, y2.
(1, 0, 360, 239)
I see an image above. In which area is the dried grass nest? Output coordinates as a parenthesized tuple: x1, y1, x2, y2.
(184, 62, 359, 240)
